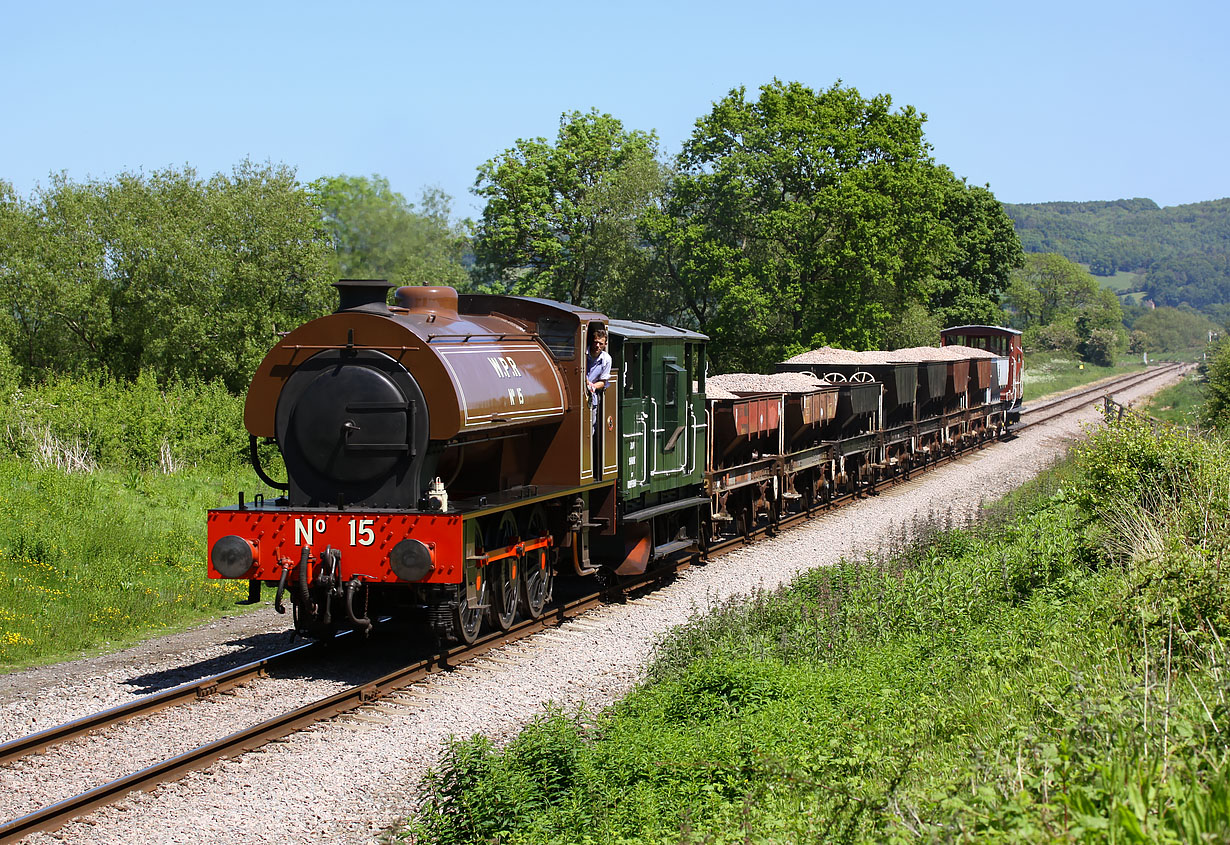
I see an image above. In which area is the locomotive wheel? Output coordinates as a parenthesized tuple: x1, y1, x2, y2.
(486, 512, 519, 631)
(452, 574, 487, 644)
(519, 506, 553, 619)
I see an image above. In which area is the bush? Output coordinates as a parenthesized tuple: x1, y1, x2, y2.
(2, 371, 248, 474)
(401, 425, 1230, 844)
(1201, 335, 1230, 428)
(1079, 327, 1121, 366)
(1076, 415, 1230, 655)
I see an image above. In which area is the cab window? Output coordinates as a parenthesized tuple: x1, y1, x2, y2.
(664, 358, 685, 407)
(624, 344, 640, 397)
(537, 316, 575, 360)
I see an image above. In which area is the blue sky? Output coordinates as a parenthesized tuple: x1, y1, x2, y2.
(3, 0, 1227, 217)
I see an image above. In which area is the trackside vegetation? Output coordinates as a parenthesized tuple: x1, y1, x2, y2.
(400, 416, 1230, 843)
(1020, 354, 1145, 402)
(0, 366, 273, 668)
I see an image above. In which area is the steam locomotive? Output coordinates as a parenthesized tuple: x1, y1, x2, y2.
(207, 281, 1021, 643)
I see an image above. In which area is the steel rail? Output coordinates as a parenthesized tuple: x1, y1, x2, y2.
(0, 592, 625, 843)
(1017, 364, 1183, 431)
(0, 363, 1184, 842)
(0, 642, 326, 768)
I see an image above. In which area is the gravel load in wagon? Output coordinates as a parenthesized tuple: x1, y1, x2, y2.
(707, 372, 840, 447)
(776, 348, 917, 427)
(706, 372, 834, 395)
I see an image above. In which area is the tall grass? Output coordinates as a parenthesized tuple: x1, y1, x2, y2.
(0, 372, 283, 669)
(400, 420, 1230, 843)
(0, 460, 263, 668)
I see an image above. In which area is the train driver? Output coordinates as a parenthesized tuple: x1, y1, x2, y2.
(586, 324, 611, 475)
(586, 324, 611, 419)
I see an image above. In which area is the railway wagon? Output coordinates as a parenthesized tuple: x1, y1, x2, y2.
(941, 325, 1024, 422)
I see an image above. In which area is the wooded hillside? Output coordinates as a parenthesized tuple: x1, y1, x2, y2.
(1003, 198, 1230, 322)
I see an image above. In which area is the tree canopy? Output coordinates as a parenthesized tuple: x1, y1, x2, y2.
(0, 80, 1036, 391)
(472, 109, 663, 310)
(1003, 197, 1230, 318)
(641, 81, 1018, 370)
(1202, 335, 1230, 428)
(1005, 253, 1124, 362)
(312, 175, 470, 290)
(1130, 306, 1222, 354)
(0, 162, 334, 391)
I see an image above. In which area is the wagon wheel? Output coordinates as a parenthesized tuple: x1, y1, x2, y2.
(737, 510, 751, 542)
(486, 511, 519, 631)
(698, 520, 712, 558)
(518, 506, 553, 620)
(452, 566, 488, 645)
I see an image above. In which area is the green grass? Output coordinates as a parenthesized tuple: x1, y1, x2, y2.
(0, 372, 289, 669)
(0, 459, 270, 670)
(1144, 372, 1206, 425)
(1094, 269, 1146, 294)
(400, 421, 1230, 844)
(1022, 353, 1145, 401)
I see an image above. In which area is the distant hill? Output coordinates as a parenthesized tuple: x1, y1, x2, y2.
(1002, 198, 1230, 324)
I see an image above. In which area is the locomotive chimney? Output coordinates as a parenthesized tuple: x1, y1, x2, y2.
(393, 285, 459, 319)
(334, 279, 393, 314)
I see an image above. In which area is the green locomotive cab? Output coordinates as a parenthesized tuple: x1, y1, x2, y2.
(594, 320, 709, 573)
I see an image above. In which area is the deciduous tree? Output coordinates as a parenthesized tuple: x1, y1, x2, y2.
(926, 170, 1022, 327)
(0, 162, 333, 390)
(312, 175, 470, 290)
(472, 110, 663, 309)
(646, 80, 953, 371)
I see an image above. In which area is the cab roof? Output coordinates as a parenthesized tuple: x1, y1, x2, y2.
(941, 325, 1022, 336)
(608, 318, 707, 342)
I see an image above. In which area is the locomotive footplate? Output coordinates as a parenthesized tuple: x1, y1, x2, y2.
(449, 481, 609, 520)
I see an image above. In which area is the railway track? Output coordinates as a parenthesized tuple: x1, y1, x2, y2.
(1016, 363, 1185, 430)
(0, 363, 1184, 843)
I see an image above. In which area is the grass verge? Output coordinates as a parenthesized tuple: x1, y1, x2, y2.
(0, 459, 268, 670)
(399, 418, 1230, 843)
(1144, 372, 1206, 426)
(0, 373, 286, 670)
(1022, 354, 1145, 402)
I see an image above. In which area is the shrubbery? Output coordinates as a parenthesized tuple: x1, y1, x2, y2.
(1202, 335, 1230, 428)
(403, 418, 1230, 843)
(0, 368, 269, 666)
(0, 370, 248, 474)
